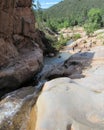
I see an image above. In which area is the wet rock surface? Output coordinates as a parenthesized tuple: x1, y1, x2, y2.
(0, 86, 38, 130)
(37, 50, 92, 81)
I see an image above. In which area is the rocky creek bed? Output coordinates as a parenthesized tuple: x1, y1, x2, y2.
(30, 45, 104, 130)
(0, 0, 104, 130)
(0, 43, 104, 130)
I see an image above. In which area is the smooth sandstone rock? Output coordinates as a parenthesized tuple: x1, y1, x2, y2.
(35, 76, 104, 130)
(0, 86, 37, 130)
(34, 46, 104, 130)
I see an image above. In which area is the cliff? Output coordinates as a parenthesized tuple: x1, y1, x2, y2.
(0, 0, 44, 97)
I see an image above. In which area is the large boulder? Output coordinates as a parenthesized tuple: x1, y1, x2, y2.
(0, 86, 38, 130)
(0, 38, 18, 67)
(35, 74, 104, 130)
(0, 44, 43, 97)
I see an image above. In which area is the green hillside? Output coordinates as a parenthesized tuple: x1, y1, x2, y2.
(44, 0, 104, 20)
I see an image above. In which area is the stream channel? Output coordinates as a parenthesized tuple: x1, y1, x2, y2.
(44, 39, 73, 65)
(34, 40, 73, 90)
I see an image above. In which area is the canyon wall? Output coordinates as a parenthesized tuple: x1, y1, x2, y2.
(0, 0, 44, 97)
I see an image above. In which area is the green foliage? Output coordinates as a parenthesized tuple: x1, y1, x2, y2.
(34, 0, 104, 50)
(72, 33, 81, 40)
(44, 17, 79, 32)
(84, 8, 103, 34)
(43, 0, 104, 27)
(84, 22, 100, 34)
(88, 8, 102, 23)
(33, 0, 45, 30)
(32, 0, 36, 8)
(53, 34, 70, 50)
(46, 19, 58, 32)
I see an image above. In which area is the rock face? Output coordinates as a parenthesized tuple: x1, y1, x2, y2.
(0, 0, 43, 97)
(35, 77, 104, 130)
(0, 44, 103, 130)
(0, 86, 38, 130)
(0, 0, 34, 39)
(30, 46, 104, 130)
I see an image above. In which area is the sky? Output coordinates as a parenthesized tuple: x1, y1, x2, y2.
(35, 0, 62, 9)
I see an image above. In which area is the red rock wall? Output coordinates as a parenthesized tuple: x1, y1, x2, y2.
(0, 0, 14, 38)
(0, 0, 43, 95)
(0, 0, 34, 38)
(0, 0, 38, 67)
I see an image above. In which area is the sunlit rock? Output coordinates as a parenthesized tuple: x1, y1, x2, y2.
(33, 46, 104, 130)
(0, 86, 37, 130)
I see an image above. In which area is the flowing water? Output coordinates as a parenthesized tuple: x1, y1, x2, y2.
(0, 40, 73, 130)
(34, 40, 73, 91)
(44, 39, 73, 65)
(44, 52, 71, 65)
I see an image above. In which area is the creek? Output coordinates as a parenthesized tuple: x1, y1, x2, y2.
(44, 39, 73, 65)
(0, 39, 73, 130)
(34, 40, 73, 89)
(44, 51, 71, 65)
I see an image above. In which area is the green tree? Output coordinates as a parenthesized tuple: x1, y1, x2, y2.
(32, 0, 36, 8)
(84, 8, 102, 34)
(35, 0, 44, 29)
(88, 8, 102, 23)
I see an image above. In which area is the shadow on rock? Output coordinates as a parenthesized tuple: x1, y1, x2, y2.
(36, 51, 95, 83)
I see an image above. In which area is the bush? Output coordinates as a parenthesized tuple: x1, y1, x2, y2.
(84, 8, 102, 34)
(84, 22, 101, 34)
(88, 8, 102, 23)
(72, 33, 81, 40)
(53, 34, 70, 50)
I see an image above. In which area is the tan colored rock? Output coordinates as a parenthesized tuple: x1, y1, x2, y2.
(31, 46, 104, 130)
(0, 86, 38, 130)
(35, 75, 104, 130)
(62, 28, 104, 54)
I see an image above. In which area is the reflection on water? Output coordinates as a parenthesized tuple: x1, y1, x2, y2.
(44, 52, 71, 65)
(66, 39, 74, 45)
(44, 39, 73, 65)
